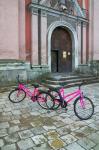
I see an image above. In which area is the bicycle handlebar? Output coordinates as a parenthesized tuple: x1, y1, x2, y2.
(78, 80, 87, 89)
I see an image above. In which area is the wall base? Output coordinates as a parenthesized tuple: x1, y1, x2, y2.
(0, 60, 50, 87)
(77, 61, 99, 76)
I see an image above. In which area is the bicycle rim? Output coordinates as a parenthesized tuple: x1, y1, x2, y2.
(37, 92, 54, 109)
(74, 96, 94, 120)
(9, 88, 26, 103)
(49, 90, 61, 109)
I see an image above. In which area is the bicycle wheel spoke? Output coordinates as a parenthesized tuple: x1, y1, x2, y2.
(38, 94, 47, 107)
(74, 96, 94, 120)
(9, 89, 26, 103)
(37, 91, 54, 109)
(49, 91, 61, 109)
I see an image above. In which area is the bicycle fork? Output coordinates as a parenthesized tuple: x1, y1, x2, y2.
(80, 92, 85, 108)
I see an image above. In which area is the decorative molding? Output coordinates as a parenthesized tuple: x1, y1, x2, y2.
(29, 2, 88, 23)
(41, 10, 47, 17)
(31, 7, 38, 14)
(47, 21, 78, 71)
(73, 0, 85, 17)
(31, 0, 39, 3)
(40, 0, 51, 7)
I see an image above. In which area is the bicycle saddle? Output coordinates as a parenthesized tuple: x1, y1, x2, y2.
(32, 83, 39, 88)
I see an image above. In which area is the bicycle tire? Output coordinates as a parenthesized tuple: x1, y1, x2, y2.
(8, 88, 26, 103)
(37, 91, 55, 109)
(74, 96, 94, 120)
(48, 90, 62, 109)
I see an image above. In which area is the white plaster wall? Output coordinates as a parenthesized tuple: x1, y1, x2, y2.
(0, 0, 19, 59)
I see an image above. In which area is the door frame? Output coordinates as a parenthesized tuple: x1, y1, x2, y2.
(51, 27, 72, 73)
(47, 21, 78, 72)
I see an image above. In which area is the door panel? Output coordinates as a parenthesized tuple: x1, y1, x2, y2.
(51, 27, 72, 73)
(51, 51, 58, 72)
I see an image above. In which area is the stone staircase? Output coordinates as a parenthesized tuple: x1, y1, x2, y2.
(41, 73, 99, 88)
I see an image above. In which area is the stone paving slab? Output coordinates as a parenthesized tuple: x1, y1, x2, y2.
(1, 143, 17, 150)
(77, 137, 96, 149)
(0, 83, 99, 149)
(17, 138, 35, 150)
(66, 142, 85, 150)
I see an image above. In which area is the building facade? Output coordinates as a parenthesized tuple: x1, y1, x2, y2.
(0, 0, 99, 84)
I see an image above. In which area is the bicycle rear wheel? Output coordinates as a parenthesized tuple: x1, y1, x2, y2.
(48, 90, 61, 109)
(8, 88, 26, 103)
(37, 91, 54, 109)
(74, 96, 94, 120)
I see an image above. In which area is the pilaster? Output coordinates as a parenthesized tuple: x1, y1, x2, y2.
(41, 10, 47, 65)
(31, 8, 39, 65)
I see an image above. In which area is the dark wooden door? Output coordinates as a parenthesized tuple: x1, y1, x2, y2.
(51, 50, 58, 72)
(51, 27, 72, 73)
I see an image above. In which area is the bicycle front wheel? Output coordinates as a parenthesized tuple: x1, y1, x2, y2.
(74, 96, 94, 120)
(37, 91, 54, 109)
(8, 88, 26, 103)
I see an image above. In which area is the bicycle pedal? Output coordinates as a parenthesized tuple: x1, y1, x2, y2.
(61, 101, 67, 108)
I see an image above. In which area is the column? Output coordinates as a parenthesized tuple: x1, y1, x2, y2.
(41, 10, 47, 65)
(89, 0, 94, 61)
(31, 8, 39, 65)
(82, 0, 86, 9)
(81, 22, 83, 64)
(18, 0, 26, 60)
(77, 23, 81, 64)
(83, 25, 86, 64)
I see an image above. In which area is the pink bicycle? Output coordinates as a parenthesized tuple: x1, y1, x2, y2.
(8, 75, 54, 109)
(48, 82, 94, 120)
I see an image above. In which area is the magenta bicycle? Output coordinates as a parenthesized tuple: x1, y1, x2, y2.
(8, 75, 54, 109)
(48, 82, 94, 120)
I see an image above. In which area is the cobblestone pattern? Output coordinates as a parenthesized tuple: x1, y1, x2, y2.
(0, 84, 99, 149)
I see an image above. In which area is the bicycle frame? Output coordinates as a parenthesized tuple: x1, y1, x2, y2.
(18, 83, 39, 101)
(59, 87, 84, 107)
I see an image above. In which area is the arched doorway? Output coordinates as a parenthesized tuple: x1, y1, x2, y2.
(51, 27, 72, 73)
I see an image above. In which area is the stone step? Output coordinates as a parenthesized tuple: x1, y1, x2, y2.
(48, 74, 94, 81)
(45, 76, 98, 85)
(41, 79, 99, 89)
(41, 74, 99, 88)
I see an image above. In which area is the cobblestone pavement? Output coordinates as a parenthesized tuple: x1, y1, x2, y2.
(0, 83, 99, 150)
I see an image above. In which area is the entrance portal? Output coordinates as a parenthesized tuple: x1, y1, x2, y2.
(51, 27, 72, 73)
